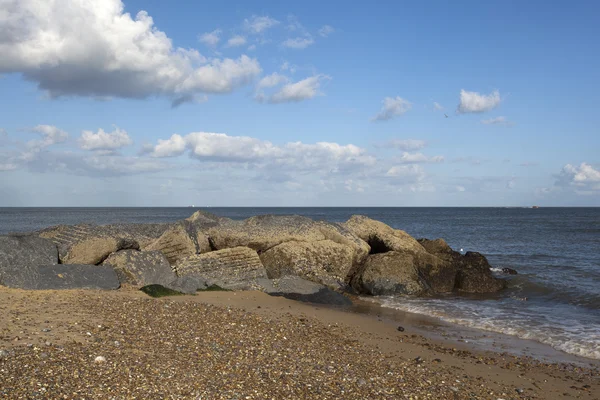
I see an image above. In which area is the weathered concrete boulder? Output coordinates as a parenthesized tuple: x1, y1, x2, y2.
(2, 264, 120, 290)
(356, 252, 429, 296)
(455, 252, 506, 293)
(259, 240, 355, 289)
(205, 214, 369, 267)
(418, 239, 506, 293)
(144, 222, 209, 265)
(101, 249, 176, 287)
(186, 210, 231, 230)
(38, 224, 139, 264)
(174, 246, 267, 290)
(258, 275, 352, 306)
(0, 235, 58, 282)
(344, 215, 425, 255)
(165, 275, 209, 294)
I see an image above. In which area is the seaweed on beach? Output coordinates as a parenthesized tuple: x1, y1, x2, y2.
(140, 284, 186, 298)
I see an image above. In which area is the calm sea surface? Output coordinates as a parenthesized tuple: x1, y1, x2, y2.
(1, 207, 599, 360)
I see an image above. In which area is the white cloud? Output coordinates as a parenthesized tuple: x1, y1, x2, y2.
(28, 125, 69, 148)
(247, 44, 257, 51)
(256, 73, 289, 89)
(267, 75, 329, 103)
(198, 29, 221, 47)
(433, 102, 444, 111)
(481, 116, 512, 125)
(78, 127, 133, 151)
(371, 97, 412, 121)
(244, 16, 280, 34)
(148, 134, 187, 158)
(398, 152, 444, 164)
(455, 185, 466, 192)
(556, 163, 600, 192)
(0, 1, 261, 102)
(226, 35, 247, 47)
(282, 37, 315, 49)
(0, 163, 17, 171)
(457, 89, 501, 113)
(384, 139, 427, 151)
(318, 25, 335, 37)
(386, 165, 426, 181)
(144, 132, 376, 172)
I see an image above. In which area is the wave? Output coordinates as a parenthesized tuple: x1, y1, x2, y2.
(374, 296, 600, 360)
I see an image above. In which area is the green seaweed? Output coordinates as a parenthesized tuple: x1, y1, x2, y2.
(197, 284, 231, 292)
(140, 284, 186, 298)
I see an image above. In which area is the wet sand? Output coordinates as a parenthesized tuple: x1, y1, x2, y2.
(0, 287, 598, 399)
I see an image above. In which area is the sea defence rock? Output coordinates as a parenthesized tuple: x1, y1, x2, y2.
(174, 246, 267, 290)
(344, 215, 425, 255)
(144, 222, 209, 265)
(101, 249, 176, 287)
(2, 264, 120, 290)
(38, 224, 139, 265)
(259, 240, 354, 289)
(418, 238, 506, 293)
(259, 275, 352, 306)
(0, 235, 58, 283)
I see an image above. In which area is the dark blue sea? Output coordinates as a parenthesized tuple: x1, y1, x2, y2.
(1, 207, 599, 360)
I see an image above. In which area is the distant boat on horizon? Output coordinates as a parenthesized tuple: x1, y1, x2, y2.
(532, 205, 540, 209)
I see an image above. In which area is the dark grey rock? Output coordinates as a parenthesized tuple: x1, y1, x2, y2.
(101, 249, 176, 287)
(2, 264, 120, 290)
(0, 235, 58, 284)
(165, 275, 208, 294)
(259, 275, 352, 307)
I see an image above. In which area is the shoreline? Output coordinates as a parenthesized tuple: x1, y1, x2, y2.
(1, 287, 598, 399)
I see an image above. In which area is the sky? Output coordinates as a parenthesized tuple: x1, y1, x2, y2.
(0, 0, 599, 207)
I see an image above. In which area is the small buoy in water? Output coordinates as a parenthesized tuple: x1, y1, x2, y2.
(460, 248, 464, 252)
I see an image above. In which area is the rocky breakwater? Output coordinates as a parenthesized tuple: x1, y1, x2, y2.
(0, 211, 506, 303)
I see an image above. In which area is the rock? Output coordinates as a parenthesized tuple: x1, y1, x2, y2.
(259, 240, 355, 289)
(397, 326, 405, 332)
(186, 210, 230, 230)
(144, 222, 208, 265)
(418, 239, 506, 293)
(165, 275, 208, 294)
(455, 252, 506, 293)
(260, 275, 352, 306)
(501, 267, 518, 275)
(0, 235, 58, 283)
(94, 356, 106, 363)
(38, 225, 139, 264)
(356, 251, 429, 296)
(344, 215, 425, 254)
(101, 249, 176, 287)
(2, 264, 120, 290)
(174, 246, 267, 290)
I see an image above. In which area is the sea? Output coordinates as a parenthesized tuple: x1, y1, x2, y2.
(1, 207, 599, 361)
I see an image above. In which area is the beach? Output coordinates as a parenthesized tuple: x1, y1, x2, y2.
(1, 287, 598, 399)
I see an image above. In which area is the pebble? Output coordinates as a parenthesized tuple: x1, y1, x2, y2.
(397, 326, 405, 332)
(94, 356, 106, 364)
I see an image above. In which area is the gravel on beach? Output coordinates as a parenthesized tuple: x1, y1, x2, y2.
(0, 289, 598, 399)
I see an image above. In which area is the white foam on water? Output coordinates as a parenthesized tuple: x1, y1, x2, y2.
(374, 296, 600, 360)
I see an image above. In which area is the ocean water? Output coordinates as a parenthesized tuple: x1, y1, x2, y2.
(1, 207, 599, 360)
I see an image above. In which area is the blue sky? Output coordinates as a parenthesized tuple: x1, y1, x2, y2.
(0, 0, 598, 206)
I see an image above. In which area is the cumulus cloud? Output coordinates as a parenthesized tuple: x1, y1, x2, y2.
(457, 89, 501, 113)
(318, 25, 335, 37)
(28, 125, 69, 149)
(433, 102, 444, 111)
(0, 0, 261, 101)
(386, 165, 426, 181)
(226, 35, 247, 47)
(398, 152, 444, 164)
(244, 16, 280, 34)
(78, 127, 133, 151)
(481, 116, 512, 125)
(282, 37, 314, 49)
(198, 29, 221, 47)
(382, 139, 427, 151)
(555, 163, 600, 192)
(144, 132, 376, 172)
(371, 97, 412, 121)
(256, 75, 329, 103)
(256, 73, 289, 89)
